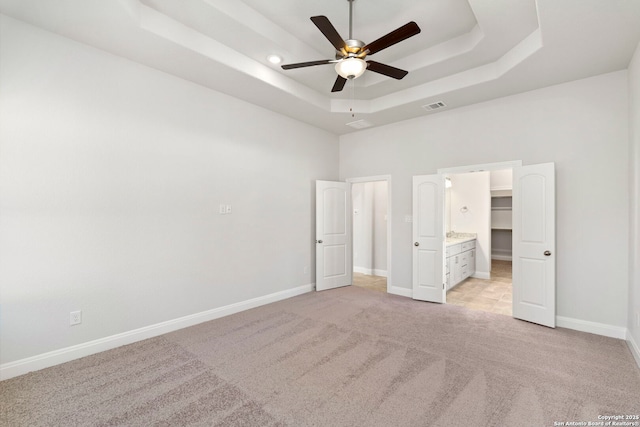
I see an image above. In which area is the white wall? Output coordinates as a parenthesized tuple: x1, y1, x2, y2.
(449, 172, 491, 277)
(629, 40, 640, 356)
(352, 183, 372, 272)
(0, 16, 339, 365)
(490, 169, 513, 192)
(352, 182, 387, 275)
(445, 186, 452, 233)
(372, 181, 388, 274)
(340, 71, 630, 329)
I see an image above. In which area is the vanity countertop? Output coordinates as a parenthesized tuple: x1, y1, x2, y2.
(445, 233, 477, 246)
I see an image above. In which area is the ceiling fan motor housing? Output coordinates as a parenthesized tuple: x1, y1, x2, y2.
(346, 39, 365, 54)
(336, 39, 365, 58)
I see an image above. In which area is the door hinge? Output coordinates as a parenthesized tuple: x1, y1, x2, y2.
(443, 283, 445, 290)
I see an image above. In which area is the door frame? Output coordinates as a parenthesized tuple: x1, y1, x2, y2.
(437, 160, 522, 175)
(436, 160, 523, 307)
(346, 175, 393, 293)
(438, 160, 522, 279)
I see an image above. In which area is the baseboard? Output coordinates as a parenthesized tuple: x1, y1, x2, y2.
(353, 266, 372, 275)
(491, 255, 512, 261)
(472, 272, 491, 280)
(389, 286, 412, 298)
(556, 316, 627, 339)
(0, 283, 314, 381)
(353, 267, 388, 277)
(627, 331, 640, 370)
(370, 289, 629, 342)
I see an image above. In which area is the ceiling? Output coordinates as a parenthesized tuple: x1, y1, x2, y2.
(1, 0, 640, 135)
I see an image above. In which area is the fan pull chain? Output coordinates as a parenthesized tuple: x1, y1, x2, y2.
(350, 79, 355, 118)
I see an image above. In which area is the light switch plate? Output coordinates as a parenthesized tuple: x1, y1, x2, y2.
(70, 310, 82, 326)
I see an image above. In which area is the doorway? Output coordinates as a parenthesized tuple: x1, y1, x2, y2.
(444, 169, 513, 316)
(348, 176, 392, 293)
(412, 160, 556, 328)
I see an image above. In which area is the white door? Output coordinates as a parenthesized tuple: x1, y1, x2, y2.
(512, 163, 556, 327)
(412, 175, 445, 302)
(316, 180, 352, 291)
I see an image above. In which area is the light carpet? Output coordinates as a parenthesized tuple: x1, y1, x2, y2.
(1, 286, 639, 426)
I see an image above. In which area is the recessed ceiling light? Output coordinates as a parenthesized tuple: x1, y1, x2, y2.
(267, 54, 282, 65)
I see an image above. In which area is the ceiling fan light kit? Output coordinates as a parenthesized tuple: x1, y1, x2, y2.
(335, 57, 367, 79)
(280, 0, 421, 92)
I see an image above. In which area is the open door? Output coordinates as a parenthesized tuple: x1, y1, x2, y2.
(316, 180, 352, 291)
(512, 163, 556, 327)
(412, 175, 445, 302)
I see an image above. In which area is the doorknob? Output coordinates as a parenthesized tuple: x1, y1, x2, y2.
(316, 240, 323, 244)
(544, 250, 551, 256)
(414, 242, 419, 246)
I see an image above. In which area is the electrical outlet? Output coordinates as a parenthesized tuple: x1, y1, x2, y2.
(70, 310, 82, 326)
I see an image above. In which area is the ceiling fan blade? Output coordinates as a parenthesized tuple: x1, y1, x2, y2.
(281, 60, 334, 70)
(366, 60, 409, 80)
(362, 21, 421, 55)
(311, 16, 347, 52)
(331, 76, 348, 92)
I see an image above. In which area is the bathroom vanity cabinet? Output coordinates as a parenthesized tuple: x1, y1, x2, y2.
(445, 237, 476, 290)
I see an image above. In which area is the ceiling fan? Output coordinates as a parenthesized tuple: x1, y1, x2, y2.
(281, 0, 421, 92)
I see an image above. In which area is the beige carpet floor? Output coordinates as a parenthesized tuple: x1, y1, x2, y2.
(1, 286, 639, 426)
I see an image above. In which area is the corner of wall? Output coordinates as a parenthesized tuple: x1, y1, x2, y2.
(628, 39, 640, 358)
(627, 330, 640, 369)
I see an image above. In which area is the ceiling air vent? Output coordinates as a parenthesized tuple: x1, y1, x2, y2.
(422, 101, 447, 111)
(346, 119, 373, 129)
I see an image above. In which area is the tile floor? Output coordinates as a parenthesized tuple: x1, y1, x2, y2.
(353, 272, 387, 293)
(446, 260, 513, 316)
(352, 261, 512, 316)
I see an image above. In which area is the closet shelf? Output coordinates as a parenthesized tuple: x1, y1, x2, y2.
(491, 207, 512, 211)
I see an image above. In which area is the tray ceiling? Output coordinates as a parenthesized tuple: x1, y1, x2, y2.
(1, 0, 639, 134)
